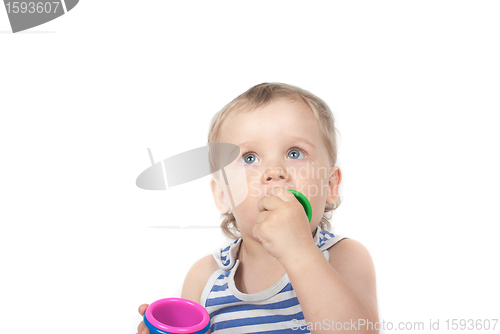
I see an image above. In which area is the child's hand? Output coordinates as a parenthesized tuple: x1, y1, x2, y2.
(136, 304, 149, 334)
(253, 186, 316, 263)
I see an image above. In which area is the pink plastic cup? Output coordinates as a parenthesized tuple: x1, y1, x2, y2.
(144, 298, 210, 334)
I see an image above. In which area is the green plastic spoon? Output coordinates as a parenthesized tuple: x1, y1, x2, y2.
(289, 189, 312, 223)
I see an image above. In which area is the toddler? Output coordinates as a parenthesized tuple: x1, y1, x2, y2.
(136, 83, 378, 334)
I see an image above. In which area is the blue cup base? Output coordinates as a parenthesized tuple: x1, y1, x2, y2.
(144, 314, 210, 334)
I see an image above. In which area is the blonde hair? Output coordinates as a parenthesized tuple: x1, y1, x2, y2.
(208, 82, 341, 239)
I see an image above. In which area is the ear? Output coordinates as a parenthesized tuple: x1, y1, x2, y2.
(210, 177, 231, 214)
(326, 166, 342, 205)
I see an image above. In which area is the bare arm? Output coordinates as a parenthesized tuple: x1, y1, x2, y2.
(280, 239, 379, 334)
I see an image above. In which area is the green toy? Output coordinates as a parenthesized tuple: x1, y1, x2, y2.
(289, 189, 312, 223)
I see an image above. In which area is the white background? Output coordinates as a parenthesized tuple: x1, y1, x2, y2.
(1, 1, 499, 333)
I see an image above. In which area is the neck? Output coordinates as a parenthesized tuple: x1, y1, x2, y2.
(238, 233, 281, 268)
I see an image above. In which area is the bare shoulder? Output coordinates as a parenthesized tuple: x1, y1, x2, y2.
(327, 238, 375, 270)
(181, 254, 219, 305)
(328, 238, 379, 322)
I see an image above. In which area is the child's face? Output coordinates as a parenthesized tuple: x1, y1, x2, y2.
(215, 97, 341, 237)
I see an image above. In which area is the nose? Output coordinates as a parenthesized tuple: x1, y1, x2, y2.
(263, 166, 288, 183)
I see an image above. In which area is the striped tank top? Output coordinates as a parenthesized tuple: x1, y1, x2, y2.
(200, 226, 347, 333)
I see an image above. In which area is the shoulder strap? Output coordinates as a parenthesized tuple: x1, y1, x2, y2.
(313, 226, 348, 261)
(200, 268, 226, 307)
(212, 238, 242, 271)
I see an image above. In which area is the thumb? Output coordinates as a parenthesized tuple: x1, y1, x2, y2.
(138, 304, 149, 316)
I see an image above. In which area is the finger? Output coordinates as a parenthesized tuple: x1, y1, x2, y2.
(137, 320, 150, 334)
(257, 194, 283, 212)
(266, 186, 295, 203)
(254, 210, 275, 240)
(252, 219, 265, 243)
(138, 304, 149, 316)
(255, 209, 271, 224)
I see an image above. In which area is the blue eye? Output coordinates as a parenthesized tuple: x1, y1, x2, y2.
(242, 152, 259, 165)
(242, 148, 305, 164)
(288, 148, 305, 159)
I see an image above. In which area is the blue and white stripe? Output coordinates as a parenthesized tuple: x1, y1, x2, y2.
(201, 226, 347, 333)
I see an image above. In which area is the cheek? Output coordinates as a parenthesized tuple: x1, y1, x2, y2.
(299, 179, 329, 224)
(298, 178, 329, 201)
(310, 197, 326, 225)
(233, 191, 261, 225)
(241, 174, 268, 208)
